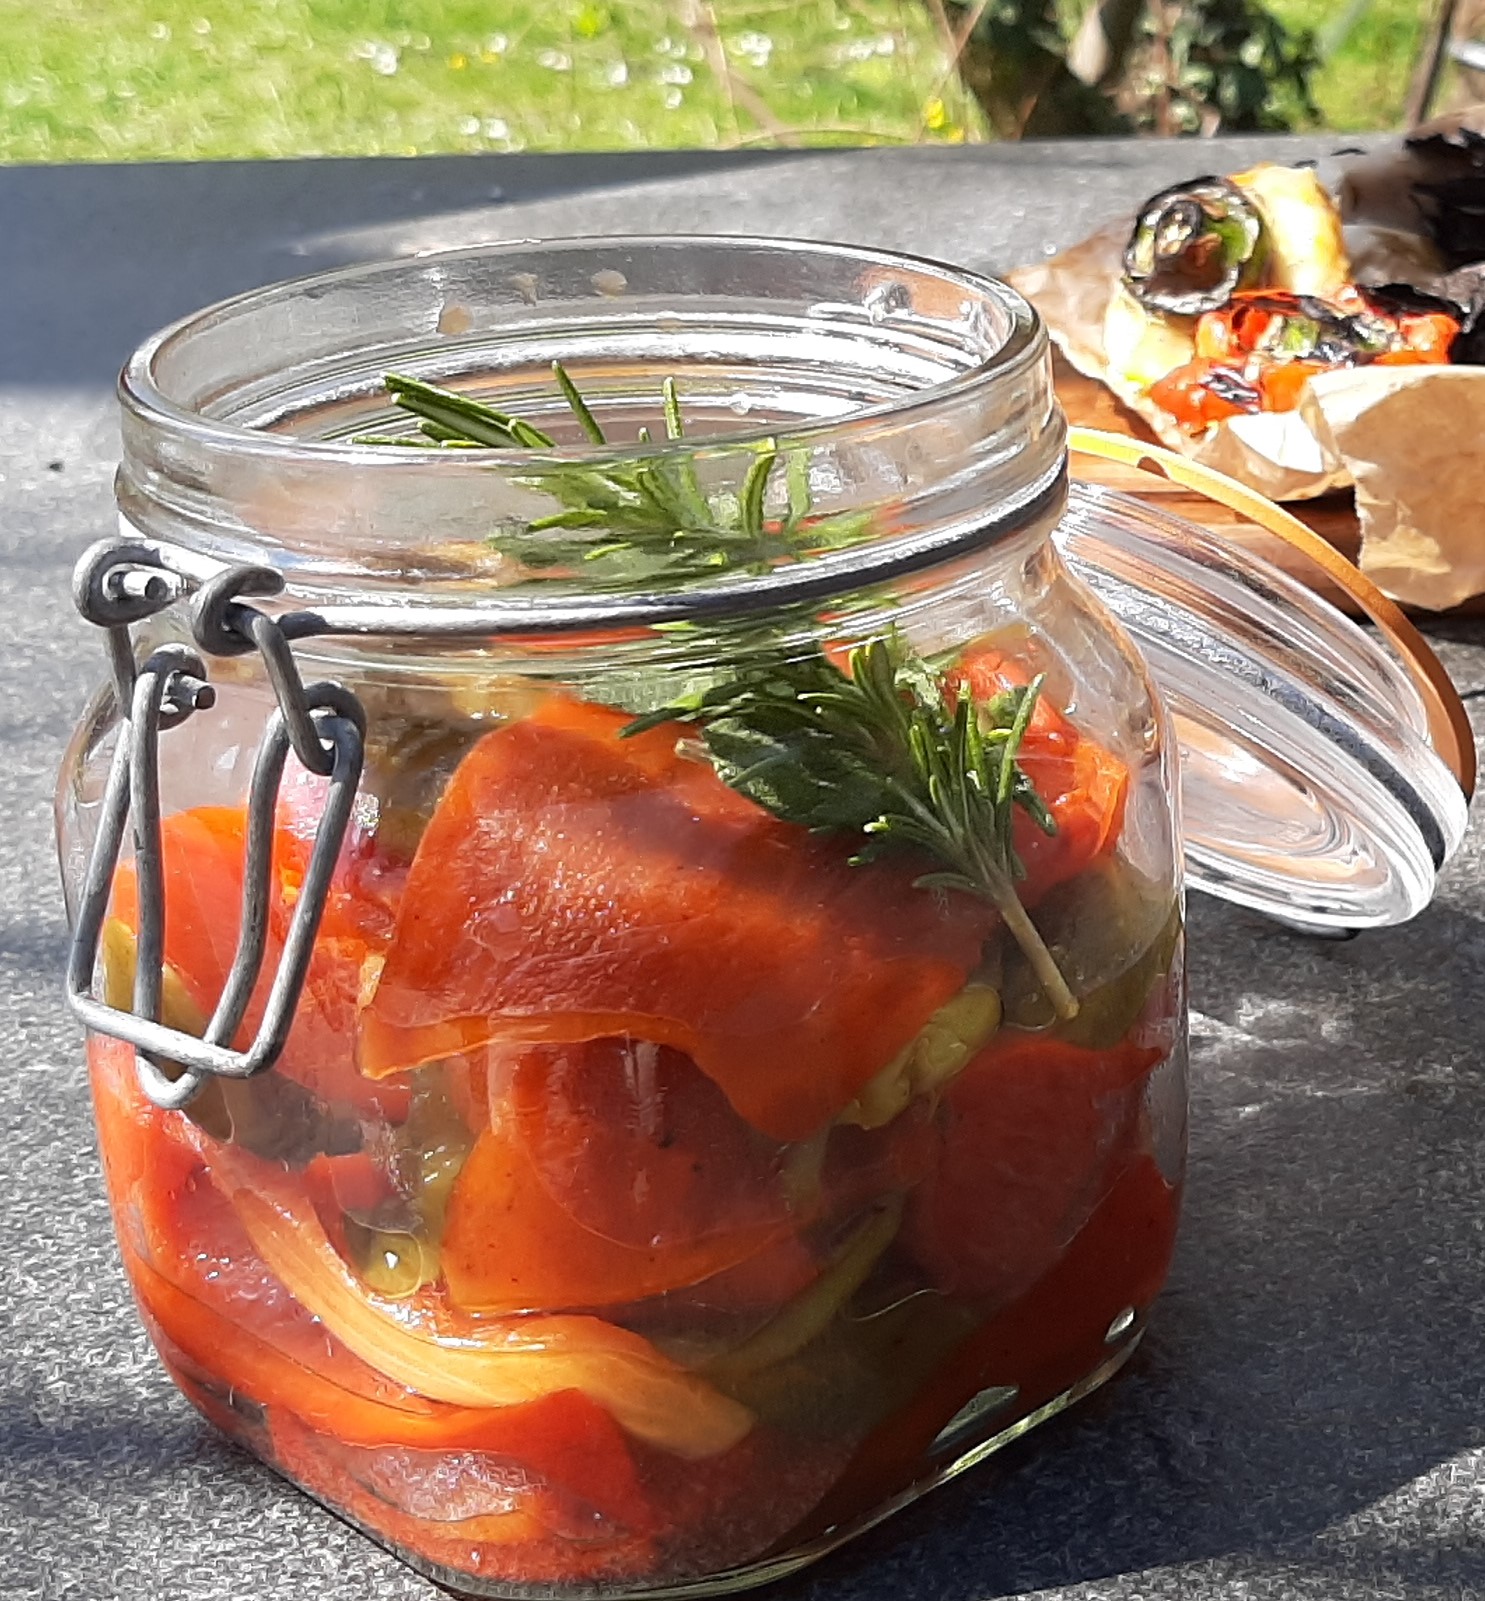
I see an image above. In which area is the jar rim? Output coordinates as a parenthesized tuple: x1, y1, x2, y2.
(118, 233, 1047, 466)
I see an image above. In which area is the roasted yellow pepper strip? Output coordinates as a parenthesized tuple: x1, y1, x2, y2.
(226, 1171, 754, 1461)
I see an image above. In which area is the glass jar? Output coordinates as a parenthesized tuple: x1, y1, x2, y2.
(55, 238, 1466, 1598)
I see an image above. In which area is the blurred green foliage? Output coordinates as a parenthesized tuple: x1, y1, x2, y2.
(948, 0, 1322, 137)
(1122, 1, 1321, 135)
(1268, 0, 1431, 131)
(1053, 0, 1432, 132)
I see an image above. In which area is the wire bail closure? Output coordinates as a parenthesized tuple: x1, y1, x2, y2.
(65, 539, 367, 1110)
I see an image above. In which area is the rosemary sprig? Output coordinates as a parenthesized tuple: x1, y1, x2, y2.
(629, 635, 1076, 1019)
(360, 366, 1073, 1013)
(359, 364, 867, 587)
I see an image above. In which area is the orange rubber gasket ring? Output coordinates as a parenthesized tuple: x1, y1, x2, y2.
(1068, 426, 1476, 801)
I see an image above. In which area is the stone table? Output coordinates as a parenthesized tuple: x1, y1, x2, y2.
(5, 137, 1485, 1601)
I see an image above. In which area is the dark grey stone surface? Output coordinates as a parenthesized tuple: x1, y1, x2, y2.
(4, 138, 1484, 1601)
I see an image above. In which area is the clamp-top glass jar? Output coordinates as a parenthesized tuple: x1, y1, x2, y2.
(55, 238, 1464, 1597)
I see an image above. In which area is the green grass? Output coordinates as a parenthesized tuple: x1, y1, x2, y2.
(1267, 0, 1431, 131)
(0, 0, 987, 163)
(0, 0, 1446, 163)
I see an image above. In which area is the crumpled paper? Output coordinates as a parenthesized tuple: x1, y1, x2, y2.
(1303, 364, 1485, 610)
(1006, 136, 1485, 609)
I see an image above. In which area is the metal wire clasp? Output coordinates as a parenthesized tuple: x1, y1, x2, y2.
(65, 539, 366, 1109)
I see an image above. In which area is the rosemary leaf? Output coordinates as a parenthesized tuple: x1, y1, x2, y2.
(662, 376, 685, 442)
(383, 372, 555, 449)
(552, 360, 607, 445)
(350, 433, 450, 448)
(738, 445, 778, 548)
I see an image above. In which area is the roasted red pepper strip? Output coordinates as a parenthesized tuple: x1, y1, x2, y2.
(92, 1034, 675, 1539)
(500, 1038, 800, 1252)
(1256, 357, 1327, 412)
(302, 1149, 399, 1234)
(789, 1151, 1181, 1546)
(440, 1037, 814, 1311)
(106, 805, 255, 1027)
(668, 1233, 821, 1313)
(1148, 359, 1256, 428)
(1399, 311, 1458, 359)
(443, 1036, 941, 1315)
(948, 647, 1129, 904)
(107, 805, 410, 1122)
(1372, 345, 1446, 367)
(359, 697, 993, 1141)
(442, 1109, 798, 1314)
(904, 1030, 1164, 1300)
(268, 1410, 657, 1586)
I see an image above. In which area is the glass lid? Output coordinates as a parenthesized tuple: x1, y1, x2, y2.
(1062, 431, 1473, 932)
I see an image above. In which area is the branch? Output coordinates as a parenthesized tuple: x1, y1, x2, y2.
(1406, 0, 1463, 126)
(680, 0, 802, 147)
(918, 0, 995, 138)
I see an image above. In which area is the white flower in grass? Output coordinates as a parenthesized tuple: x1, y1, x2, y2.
(731, 31, 773, 69)
(351, 40, 399, 76)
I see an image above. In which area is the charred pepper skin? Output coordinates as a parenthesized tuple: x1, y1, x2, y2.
(1122, 177, 1267, 317)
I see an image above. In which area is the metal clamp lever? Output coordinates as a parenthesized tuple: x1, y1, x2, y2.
(65, 540, 366, 1110)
